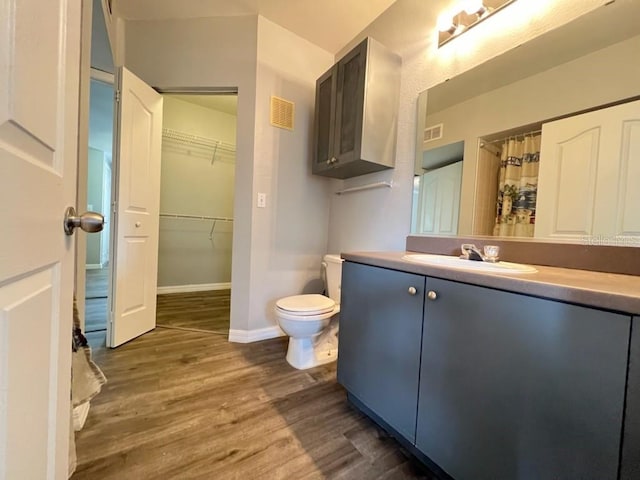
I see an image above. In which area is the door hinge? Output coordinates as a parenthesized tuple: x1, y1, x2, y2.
(114, 90, 121, 103)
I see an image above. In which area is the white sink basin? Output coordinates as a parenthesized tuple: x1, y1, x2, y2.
(402, 254, 538, 274)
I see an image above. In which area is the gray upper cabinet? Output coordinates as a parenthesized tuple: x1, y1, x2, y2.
(417, 277, 631, 480)
(312, 37, 401, 179)
(337, 262, 425, 442)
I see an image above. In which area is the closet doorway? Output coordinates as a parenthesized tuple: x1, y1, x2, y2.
(84, 72, 114, 339)
(155, 93, 237, 335)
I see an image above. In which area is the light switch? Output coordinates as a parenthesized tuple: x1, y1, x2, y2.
(257, 192, 267, 208)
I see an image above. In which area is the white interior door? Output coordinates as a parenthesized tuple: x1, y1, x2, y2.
(109, 67, 163, 348)
(0, 0, 81, 478)
(417, 161, 462, 235)
(536, 99, 640, 242)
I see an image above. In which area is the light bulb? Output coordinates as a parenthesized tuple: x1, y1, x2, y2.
(437, 11, 456, 32)
(462, 0, 486, 15)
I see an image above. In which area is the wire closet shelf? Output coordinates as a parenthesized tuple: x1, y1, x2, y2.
(161, 128, 236, 164)
(159, 212, 233, 239)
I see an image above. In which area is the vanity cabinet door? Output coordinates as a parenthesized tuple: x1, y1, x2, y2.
(337, 262, 425, 443)
(417, 277, 630, 480)
(621, 315, 640, 480)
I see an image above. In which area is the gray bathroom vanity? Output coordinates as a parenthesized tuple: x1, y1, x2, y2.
(337, 250, 640, 480)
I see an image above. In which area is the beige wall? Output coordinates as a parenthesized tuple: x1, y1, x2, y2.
(327, 0, 612, 253)
(157, 96, 236, 288)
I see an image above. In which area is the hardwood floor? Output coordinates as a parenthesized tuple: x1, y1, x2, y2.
(72, 329, 435, 479)
(85, 297, 108, 333)
(85, 267, 109, 332)
(157, 290, 230, 333)
(86, 267, 109, 299)
(84, 271, 230, 334)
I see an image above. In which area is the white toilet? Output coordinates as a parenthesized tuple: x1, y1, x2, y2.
(275, 254, 343, 370)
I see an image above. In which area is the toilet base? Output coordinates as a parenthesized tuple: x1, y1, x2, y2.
(285, 336, 338, 370)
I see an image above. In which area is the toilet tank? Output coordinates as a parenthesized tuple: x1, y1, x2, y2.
(323, 254, 344, 303)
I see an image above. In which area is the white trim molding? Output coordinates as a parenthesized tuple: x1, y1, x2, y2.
(228, 326, 285, 343)
(157, 282, 231, 295)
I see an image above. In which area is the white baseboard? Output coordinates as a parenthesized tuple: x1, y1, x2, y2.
(157, 282, 231, 295)
(228, 326, 285, 343)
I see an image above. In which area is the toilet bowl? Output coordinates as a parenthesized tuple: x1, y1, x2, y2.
(275, 254, 343, 370)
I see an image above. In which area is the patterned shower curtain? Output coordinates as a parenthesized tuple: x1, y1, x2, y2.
(493, 134, 541, 237)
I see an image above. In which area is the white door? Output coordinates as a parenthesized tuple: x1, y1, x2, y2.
(109, 67, 163, 347)
(417, 161, 462, 235)
(536, 99, 640, 243)
(0, 0, 81, 478)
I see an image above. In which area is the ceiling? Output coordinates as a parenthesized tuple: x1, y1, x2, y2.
(166, 94, 238, 115)
(114, 0, 398, 54)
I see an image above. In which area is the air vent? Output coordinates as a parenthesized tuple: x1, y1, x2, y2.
(270, 96, 294, 130)
(424, 123, 443, 143)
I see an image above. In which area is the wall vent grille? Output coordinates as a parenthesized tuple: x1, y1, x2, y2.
(270, 96, 295, 130)
(424, 124, 443, 143)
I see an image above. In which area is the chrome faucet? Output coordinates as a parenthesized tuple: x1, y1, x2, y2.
(461, 244, 485, 261)
(461, 244, 500, 263)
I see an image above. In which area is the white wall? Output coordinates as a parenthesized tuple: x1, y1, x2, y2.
(125, 15, 334, 337)
(327, 0, 611, 253)
(158, 96, 236, 288)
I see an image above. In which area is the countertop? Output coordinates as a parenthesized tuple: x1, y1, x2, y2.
(341, 251, 640, 315)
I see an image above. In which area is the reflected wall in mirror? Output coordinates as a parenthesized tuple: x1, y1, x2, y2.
(412, 0, 640, 246)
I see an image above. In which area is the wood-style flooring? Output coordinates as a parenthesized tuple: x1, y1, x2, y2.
(72, 328, 435, 479)
(84, 267, 230, 335)
(157, 290, 231, 333)
(85, 268, 109, 333)
(86, 267, 109, 299)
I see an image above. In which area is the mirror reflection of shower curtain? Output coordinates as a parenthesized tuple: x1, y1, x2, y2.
(494, 134, 541, 237)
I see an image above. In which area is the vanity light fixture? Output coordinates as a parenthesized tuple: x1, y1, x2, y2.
(462, 0, 489, 16)
(438, 0, 517, 47)
(437, 11, 459, 34)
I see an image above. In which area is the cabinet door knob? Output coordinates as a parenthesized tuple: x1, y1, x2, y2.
(408, 286, 417, 295)
(427, 290, 438, 301)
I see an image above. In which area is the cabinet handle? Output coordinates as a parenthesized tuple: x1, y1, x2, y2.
(331, 157, 338, 164)
(427, 290, 438, 301)
(408, 286, 417, 295)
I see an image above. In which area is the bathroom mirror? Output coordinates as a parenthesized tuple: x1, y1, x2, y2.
(412, 0, 640, 243)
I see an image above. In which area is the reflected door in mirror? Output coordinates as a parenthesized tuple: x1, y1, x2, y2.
(536, 99, 640, 245)
(416, 161, 462, 236)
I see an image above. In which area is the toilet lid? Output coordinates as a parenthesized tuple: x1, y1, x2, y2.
(276, 294, 335, 315)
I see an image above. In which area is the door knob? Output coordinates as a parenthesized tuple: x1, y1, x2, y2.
(63, 206, 104, 235)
